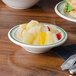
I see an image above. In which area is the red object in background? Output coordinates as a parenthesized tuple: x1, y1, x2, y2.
(47, 26, 50, 31)
(56, 33, 61, 40)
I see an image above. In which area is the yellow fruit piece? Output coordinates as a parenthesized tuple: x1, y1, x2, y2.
(26, 20, 39, 30)
(27, 27, 37, 37)
(35, 25, 42, 36)
(38, 32, 46, 45)
(33, 36, 38, 45)
(38, 23, 44, 27)
(45, 31, 54, 45)
(22, 30, 35, 44)
(19, 24, 27, 30)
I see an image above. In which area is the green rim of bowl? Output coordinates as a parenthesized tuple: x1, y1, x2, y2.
(8, 23, 67, 48)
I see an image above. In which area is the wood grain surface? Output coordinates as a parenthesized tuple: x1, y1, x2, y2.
(0, 0, 76, 76)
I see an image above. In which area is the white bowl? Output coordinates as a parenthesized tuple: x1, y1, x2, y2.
(8, 23, 67, 53)
(2, 0, 40, 9)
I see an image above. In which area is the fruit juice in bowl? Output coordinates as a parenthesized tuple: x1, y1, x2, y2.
(8, 20, 67, 53)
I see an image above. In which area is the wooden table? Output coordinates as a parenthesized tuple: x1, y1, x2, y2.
(0, 0, 76, 76)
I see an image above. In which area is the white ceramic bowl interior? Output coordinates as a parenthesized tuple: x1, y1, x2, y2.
(2, 0, 40, 9)
(8, 23, 67, 53)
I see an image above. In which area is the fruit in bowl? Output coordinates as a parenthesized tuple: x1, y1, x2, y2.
(16, 20, 62, 45)
(8, 20, 67, 53)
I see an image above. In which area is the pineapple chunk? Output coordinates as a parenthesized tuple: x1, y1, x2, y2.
(52, 33, 58, 43)
(19, 24, 27, 30)
(35, 25, 42, 35)
(41, 26, 48, 32)
(15, 29, 23, 41)
(38, 32, 46, 45)
(38, 23, 44, 27)
(45, 31, 54, 45)
(28, 25, 42, 37)
(33, 36, 38, 45)
(22, 30, 35, 44)
(28, 27, 36, 37)
(26, 20, 39, 30)
(49, 25, 59, 33)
